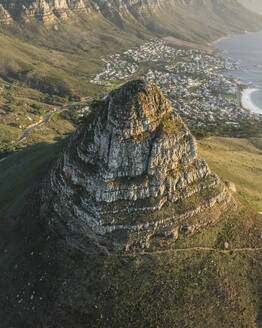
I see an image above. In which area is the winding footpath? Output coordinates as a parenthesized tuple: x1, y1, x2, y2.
(124, 246, 262, 257)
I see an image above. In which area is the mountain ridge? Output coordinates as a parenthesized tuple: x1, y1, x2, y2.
(0, 0, 262, 43)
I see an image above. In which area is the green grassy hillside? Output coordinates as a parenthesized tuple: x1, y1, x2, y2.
(2, 194, 262, 327)
(198, 137, 262, 211)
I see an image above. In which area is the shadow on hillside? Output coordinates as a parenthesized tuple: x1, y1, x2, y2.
(0, 135, 72, 276)
(0, 135, 70, 223)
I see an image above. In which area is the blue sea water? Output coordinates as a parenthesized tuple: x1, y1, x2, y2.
(250, 89, 262, 110)
(214, 30, 262, 111)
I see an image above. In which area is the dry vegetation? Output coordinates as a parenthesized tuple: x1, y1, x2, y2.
(198, 136, 262, 211)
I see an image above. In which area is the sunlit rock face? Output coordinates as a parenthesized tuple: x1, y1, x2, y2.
(0, 0, 150, 24)
(0, 0, 91, 23)
(41, 80, 230, 252)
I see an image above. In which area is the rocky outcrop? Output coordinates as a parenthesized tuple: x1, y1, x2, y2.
(0, 0, 160, 23)
(0, 0, 167, 24)
(0, 0, 261, 33)
(0, 3, 12, 23)
(0, 0, 261, 50)
(41, 80, 231, 253)
(0, 0, 92, 23)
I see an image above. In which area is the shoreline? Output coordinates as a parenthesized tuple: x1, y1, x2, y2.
(211, 34, 232, 45)
(211, 30, 253, 46)
(241, 88, 262, 114)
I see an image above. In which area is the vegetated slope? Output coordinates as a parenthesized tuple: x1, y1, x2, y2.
(1, 81, 262, 328)
(0, 19, 146, 154)
(198, 136, 262, 212)
(0, 0, 262, 42)
(238, 0, 262, 15)
(1, 143, 262, 328)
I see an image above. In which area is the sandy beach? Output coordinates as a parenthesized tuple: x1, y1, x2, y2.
(241, 88, 262, 114)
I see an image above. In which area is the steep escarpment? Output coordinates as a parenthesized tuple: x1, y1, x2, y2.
(0, 0, 93, 24)
(0, 0, 262, 43)
(40, 80, 230, 253)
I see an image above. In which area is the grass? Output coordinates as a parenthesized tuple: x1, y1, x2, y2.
(95, 250, 262, 327)
(1, 3, 262, 326)
(0, 16, 150, 153)
(0, 139, 66, 218)
(159, 114, 185, 135)
(1, 126, 262, 328)
(39, 240, 262, 328)
(198, 136, 262, 211)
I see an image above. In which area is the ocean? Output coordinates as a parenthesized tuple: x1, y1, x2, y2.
(214, 30, 262, 113)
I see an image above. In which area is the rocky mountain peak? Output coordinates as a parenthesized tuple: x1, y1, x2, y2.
(41, 80, 231, 253)
(106, 80, 172, 138)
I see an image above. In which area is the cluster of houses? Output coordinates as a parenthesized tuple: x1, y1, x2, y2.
(144, 68, 249, 127)
(90, 39, 262, 127)
(90, 39, 185, 85)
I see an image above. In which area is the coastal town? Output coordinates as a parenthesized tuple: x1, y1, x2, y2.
(91, 39, 262, 130)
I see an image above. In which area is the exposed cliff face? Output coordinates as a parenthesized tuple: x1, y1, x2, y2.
(0, 3, 12, 23)
(0, 0, 92, 23)
(0, 0, 157, 24)
(41, 80, 230, 253)
(0, 0, 262, 39)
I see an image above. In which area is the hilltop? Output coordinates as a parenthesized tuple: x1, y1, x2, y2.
(1, 81, 262, 327)
(40, 80, 231, 252)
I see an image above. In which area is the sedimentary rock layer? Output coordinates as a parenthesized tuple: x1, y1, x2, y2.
(41, 80, 231, 252)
